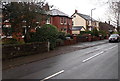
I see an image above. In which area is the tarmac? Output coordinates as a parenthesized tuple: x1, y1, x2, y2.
(3, 40, 108, 70)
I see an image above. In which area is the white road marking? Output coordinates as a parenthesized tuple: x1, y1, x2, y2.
(82, 51, 104, 63)
(40, 70, 64, 81)
(82, 45, 117, 63)
(85, 48, 100, 54)
(104, 45, 117, 51)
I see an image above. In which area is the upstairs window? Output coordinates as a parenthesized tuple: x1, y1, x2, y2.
(64, 18, 67, 25)
(60, 17, 64, 24)
(46, 17, 50, 24)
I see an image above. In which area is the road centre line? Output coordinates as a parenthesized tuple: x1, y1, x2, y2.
(85, 48, 100, 54)
(82, 51, 104, 63)
(82, 45, 117, 63)
(40, 45, 117, 80)
(104, 45, 117, 51)
(40, 70, 64, 81)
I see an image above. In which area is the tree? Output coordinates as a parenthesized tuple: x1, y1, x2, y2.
(30, 24, 58, 49)
(106, 0, 120, 32)
(2, 1, 48, 42)
(110, 1, 120, 32)
(93, 0, 120, 32)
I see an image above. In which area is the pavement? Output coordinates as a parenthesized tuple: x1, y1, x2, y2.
(3, 40, 108, 70)
(2, 39, 118, 79)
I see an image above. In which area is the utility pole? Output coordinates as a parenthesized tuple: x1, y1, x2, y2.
(91, 8, 96, 30)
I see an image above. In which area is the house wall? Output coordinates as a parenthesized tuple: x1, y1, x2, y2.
(99, 22, 115, 33)
(72, 13, 87, 30)
(72, 30, 80, 34)
(50, 16, 72, 34)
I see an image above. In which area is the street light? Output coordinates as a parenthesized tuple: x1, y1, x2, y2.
(91, 8, 96, 30)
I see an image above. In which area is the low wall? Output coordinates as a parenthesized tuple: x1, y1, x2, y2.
(77, 36, 88, 42)
(2, 42, 48, 60)
(64, 40, 76, 46)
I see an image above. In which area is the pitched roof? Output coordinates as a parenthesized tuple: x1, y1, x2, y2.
(77, 13, 96, 21)
(47, 9, 71, 18)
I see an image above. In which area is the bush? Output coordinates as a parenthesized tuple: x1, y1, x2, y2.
(56, 38, 64, 46)
(80, 31, 92, 35)
(2, 38, 18, 45)
(66, 33, 73, 39)
(57, 31, 66, 40)
(2, 38, 25, 45)
(92, 28, 99, 37)
(29, 24, 58, 50)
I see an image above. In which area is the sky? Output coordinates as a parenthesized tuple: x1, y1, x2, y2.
(45, 0, 109, 22)
(2, 0, 119, 25)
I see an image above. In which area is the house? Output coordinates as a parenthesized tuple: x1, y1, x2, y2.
(47, 9, 72, 34)
(99, 21, 115, 34)
(71, 10, 99, 35)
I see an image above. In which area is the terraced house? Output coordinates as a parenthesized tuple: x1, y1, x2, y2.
(71, 10, 99, 35)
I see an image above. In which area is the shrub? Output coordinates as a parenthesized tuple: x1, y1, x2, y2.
(56, 38, 64, 46)
(80, 31, 92, 35)
(2, 38, 18, 45)
(92, 28, 99, 37)
(30, 24, 58, 50)
(99, 30, 107, 37)
(57, 31, 66, 40)
(66, 33, 73, 39)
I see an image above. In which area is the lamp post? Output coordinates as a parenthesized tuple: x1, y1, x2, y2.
(91, 8, 96, 30)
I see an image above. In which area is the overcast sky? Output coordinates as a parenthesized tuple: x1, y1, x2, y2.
(46, 0, 109, 22)
(2, 0, 119, 24)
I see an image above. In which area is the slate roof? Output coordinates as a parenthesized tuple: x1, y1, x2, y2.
(72, 26, 84, 31)
(77, 13, 96, 21)
(47, 9, 71, 18)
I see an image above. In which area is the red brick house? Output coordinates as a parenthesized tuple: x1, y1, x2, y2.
(99, 21, 116, 33)
(47, 9, 72, 34)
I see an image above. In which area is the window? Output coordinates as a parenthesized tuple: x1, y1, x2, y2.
(74, 15, 76, 18)
(64, 18, 67, 25)
(60, 17, 64, 24)
(46, 17, 50, 24)
(61, 28, 67, 32)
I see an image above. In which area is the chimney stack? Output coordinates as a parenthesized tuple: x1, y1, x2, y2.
(75, 10, 78, 13)
(108, 21, 110, 25)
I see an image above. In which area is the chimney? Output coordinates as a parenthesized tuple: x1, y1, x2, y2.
(44, 3, 50, 11)
(108, 21, 110, 25)
(75, 10, 78, 13)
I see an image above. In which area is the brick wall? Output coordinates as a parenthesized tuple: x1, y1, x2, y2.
(2, 42, 48, 60)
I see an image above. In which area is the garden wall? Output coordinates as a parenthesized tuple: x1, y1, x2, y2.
(64, 40, 76, 45)
(76, 36, 89, 42)
(2, 42, 48, 60)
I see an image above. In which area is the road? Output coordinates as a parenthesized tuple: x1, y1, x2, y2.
(2, 42, 118, 80)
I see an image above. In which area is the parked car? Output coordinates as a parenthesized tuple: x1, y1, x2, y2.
(109, 34, 120, 42)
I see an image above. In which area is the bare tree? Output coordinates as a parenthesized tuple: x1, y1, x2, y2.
(92, 0, 120, 32)
(108, 0, 120, 32)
